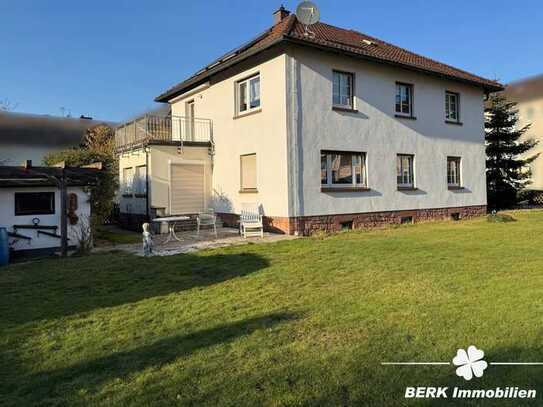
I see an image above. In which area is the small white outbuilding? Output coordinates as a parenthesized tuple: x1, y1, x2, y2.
(0, 163, 100, 257)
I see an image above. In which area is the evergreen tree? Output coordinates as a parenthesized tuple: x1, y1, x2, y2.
(485, 94, 539, 210)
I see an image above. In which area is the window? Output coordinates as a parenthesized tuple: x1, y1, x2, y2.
(333, 71, 354, 108)
(15, 192, 55, 216)
(395, 83, 413, 116)
(445, 91, 460, 122)
(397, 154, 415, 188)
(240, 154, 257, 191)
(321, 151, 367, 188)
(237, 74, 260, 114)
(447, 157, 461, 187)
(122, 167, 134, 196)
(134, 165, 147, 196)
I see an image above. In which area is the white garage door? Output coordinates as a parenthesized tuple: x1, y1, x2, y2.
(170, 164, 205, 214)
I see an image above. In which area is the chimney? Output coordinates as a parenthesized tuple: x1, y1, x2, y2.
(273, 5, 290, 25)
(23, 160, 32, 169)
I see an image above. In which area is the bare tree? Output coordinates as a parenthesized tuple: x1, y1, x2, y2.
(0, 98, 17, 112)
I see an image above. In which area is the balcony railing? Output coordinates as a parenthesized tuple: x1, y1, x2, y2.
(115, 114, 212, 152)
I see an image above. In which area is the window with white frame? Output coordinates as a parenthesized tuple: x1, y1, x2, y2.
(122, 167, 134, 195)
(445, 91, 460, 122)
(134, 165, 147, 196)
(395, 82, 413, 116)
(237, 74, 260, 114)
(321, 151, 367, 188)
(240, 154, 257, 191)
(447, 157, 461, 187)
(397, 154, 414, 188)
(333, 71, 354, 108)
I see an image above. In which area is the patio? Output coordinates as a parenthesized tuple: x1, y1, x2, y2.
(94, 225, 296, 257)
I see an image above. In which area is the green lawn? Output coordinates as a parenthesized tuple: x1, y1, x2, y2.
(2, 211, 543, 406)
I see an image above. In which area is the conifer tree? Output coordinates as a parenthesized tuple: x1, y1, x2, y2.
(485, 95, 538, 210)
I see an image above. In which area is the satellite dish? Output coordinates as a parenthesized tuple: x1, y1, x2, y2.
(296, 1, 320, 38)
(296, 1, 320, 25)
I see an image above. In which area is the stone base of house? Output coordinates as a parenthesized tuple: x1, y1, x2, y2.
(217, 205, 487, 236)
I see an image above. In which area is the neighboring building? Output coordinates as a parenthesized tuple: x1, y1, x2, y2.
(0, 111, 110, 166)
(0, 163, 99, 257)
(116, 7, 503, 235)
(501, 75, 543, 191)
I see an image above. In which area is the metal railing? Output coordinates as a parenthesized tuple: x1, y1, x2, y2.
(115, 114, 212, 152)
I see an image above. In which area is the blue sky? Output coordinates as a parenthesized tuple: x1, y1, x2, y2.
(1, 1, 541, 122)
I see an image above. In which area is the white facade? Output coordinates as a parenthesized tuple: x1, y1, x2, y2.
(0, 187, 91, 252)
(168, 52, 290, 219)
(285, 46, 487, 217)
(163, 46, 486, 220)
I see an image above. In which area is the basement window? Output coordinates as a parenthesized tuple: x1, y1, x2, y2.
(15, 192, 55, 216)
(400, 216, 413, 225)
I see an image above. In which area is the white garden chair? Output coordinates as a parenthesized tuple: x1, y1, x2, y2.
(240, 203, 263, 238)
(196, 209, 217, 238)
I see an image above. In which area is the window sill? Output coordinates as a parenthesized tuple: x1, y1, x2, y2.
(397, 186, 417, 191)
(321, 187, 370, 193)
(448, 186, 465, 190)
(395, 114, 417, 120)
(332, 106, 358, 113)
(445, 120, 463, 126)
(233, 108, 262, 120)
(239, 188, 258, 194)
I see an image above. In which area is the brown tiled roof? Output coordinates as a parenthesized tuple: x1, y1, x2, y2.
(501, 74, 543, 102)
(156, 14, 502, 102)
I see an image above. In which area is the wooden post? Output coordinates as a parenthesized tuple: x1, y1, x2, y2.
(59, 168, 68, 257)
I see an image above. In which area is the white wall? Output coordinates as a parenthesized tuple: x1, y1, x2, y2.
(286, 46, 487, 217)
(118, 145, 213, 216)
(149, 145, 212, 214)
(0, 187, 91, 251)
(169, 52, 290, 218)
(118, 149, 147, 215)
(516, 98, 543, 190)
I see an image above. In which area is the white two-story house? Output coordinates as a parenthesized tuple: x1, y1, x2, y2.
(116, 6, 503, 234)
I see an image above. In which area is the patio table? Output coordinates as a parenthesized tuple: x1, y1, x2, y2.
(151, 216, 190, 244)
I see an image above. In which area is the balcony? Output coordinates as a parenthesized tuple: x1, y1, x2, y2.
(115, 114, 213, 153)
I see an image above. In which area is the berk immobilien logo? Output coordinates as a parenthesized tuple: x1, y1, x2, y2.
(381, 345, 541, 400)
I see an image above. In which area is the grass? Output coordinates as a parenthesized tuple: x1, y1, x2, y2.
(95, 226, 141, 245)
(1, 210, 543, 406)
